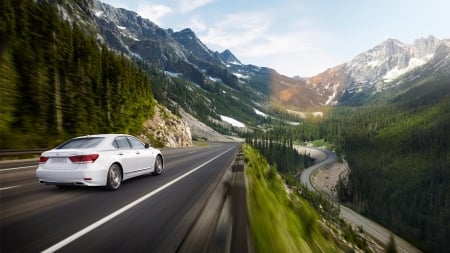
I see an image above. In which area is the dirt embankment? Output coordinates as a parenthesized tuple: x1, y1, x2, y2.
(311, 162, 349, 199)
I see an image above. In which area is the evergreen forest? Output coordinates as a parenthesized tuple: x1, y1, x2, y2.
(248, 77, 449, 252)
(0, 0, 156, 148)
(245, 138, 315, 175)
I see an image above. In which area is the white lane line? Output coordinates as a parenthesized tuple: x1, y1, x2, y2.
(0, 185, 22, 191)
(42, 145, 236, 253)
(0, 165, 37, 172)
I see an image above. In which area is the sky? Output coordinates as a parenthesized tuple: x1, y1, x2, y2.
(100, 0, 450, 77)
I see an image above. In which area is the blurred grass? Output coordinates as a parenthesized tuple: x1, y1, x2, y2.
(243, 144, 341, 253)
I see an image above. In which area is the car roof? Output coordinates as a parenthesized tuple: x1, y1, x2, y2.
(76, 134, 132, 138)
(73, 134, 137, 142)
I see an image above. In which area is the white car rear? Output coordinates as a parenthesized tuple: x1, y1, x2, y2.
(36, 134, 163, 190)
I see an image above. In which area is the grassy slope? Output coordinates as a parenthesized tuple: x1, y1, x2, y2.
(243, 144, 341, 253)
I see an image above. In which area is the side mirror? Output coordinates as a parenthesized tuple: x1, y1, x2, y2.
(144, 143, 150, 149)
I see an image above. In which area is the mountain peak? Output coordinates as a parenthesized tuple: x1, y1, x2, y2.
(220, 49, 241, 65)
(306, 36, 450, 105)
(178, 28, 196, 36)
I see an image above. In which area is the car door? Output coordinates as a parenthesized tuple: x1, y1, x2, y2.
(126, 136, 154, 172)
(113, 136, 137, 176)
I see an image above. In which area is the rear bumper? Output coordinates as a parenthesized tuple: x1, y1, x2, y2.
(36, 167, 107, 186)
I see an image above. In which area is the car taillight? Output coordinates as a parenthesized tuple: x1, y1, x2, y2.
(39, 156, 49, 163)
(69, 154, 99, 164)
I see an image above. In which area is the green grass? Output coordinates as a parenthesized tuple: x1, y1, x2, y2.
(310, 139, 335, 149)
(243, 144, 341, 253)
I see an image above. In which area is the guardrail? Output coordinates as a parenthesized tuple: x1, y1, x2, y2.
(177, 144, 251, 253)
(0, 149, 46, 157)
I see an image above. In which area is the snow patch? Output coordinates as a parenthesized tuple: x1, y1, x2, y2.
(312, 112, 323, 117)
(254, 108, 268, 118)
(117, 25, 126, 30)
(164, 71, 182, 77)
(233, 72, 250, 79)
(220, 115, 245, 128)
(287, 109, 306, 119)
(367, 60, 381, 68)
(383, 54, 433, 82)
(130, 52, 142, 59)
(209, 76, 222, 82)
(94, 11, 104, 17)
(325, 91, 337, 105)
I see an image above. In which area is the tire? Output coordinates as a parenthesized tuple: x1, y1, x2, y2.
(106, 164, 122, 190)
(152, 155, 163, 176)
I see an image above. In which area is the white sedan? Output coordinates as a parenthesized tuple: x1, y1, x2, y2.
(36, 134, 163, 190)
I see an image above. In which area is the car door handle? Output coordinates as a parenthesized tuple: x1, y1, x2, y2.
(118, 153, 124, 156)
(136, 152, 140, 155)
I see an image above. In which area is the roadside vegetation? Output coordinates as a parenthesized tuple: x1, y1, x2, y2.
(243, 144, 374, 252)
(243, 144, 341, 253)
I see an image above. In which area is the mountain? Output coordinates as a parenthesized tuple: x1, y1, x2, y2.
(92, 1, 242, 90)
(92, 1, 328, 111)
(54, 0, 449, 132)
(92, 0, 450, 110)
(219, 49, 241, 65)
(308, 36, 450, 105)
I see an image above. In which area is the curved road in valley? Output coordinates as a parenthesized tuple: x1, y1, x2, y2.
(0, 143, 240, 253)
(297, 146, 422, 253)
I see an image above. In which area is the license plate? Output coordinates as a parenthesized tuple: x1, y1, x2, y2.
(50, 157, 67, 163)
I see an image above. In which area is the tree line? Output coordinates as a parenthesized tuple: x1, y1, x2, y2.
(245, 137, 315, 175)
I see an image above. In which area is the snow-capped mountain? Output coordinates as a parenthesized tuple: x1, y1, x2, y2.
(66, 0, 450, 111)
(92, 0, 242, 89)
(307, 36, 450, 105)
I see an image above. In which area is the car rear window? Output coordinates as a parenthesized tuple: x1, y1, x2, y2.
(56, 137, 104, 149)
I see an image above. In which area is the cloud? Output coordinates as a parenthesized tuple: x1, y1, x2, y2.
(189, 16, 208, 32)
(239, 33, 313, 58)
(179, 0, 216, 13)
(192, 9, 335, 76)
(136, 2, 172, 24)
(197, 12, 272, 48)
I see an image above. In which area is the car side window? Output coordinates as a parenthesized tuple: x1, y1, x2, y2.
(127, 136, 145, 149)
(113, 137, 131, 149)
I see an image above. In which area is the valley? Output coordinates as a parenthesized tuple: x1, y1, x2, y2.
(1, 1, 449, 252)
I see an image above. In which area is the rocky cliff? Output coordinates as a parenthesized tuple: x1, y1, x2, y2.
(141, 105, 192, 148)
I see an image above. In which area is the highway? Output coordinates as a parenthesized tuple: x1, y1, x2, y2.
(0, 143, 240, 253)
(297, 146, 422, 253)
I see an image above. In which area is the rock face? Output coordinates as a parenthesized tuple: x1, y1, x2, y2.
(141, 106, 192, 148)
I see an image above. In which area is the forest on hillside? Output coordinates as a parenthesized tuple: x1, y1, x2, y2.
(251, 79, 449, 252)
(245, 138, 315, 175)
(0, 0, 156, 148)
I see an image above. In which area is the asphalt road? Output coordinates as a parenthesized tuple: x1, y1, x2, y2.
(0, 143, 240, 253)
(297, 146, 422, 253)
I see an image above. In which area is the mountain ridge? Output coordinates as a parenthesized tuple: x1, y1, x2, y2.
(308, 35, 450, 106)
(83, 0, 450, 124)
(92, 0, 450, 110)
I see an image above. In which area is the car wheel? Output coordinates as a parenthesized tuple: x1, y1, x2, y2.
(106, 164, 122, 190)
(152, 156, 163, 176)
